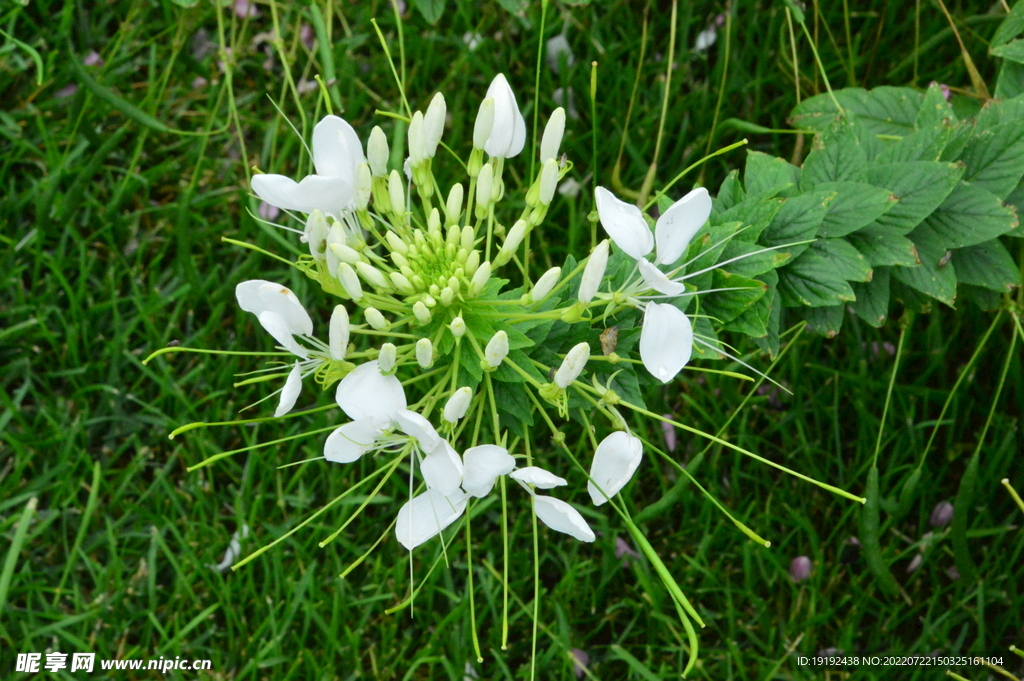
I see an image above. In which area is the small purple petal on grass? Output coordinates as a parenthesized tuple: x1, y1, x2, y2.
(789, 556, 812, 582)
(945, 566, 960, 580)
(191, 76, 208, 90)
(296, 79, 317, 95)
(940, 84, 951, 101)
(615, 536, 640, 561)
(570, 649, 589, 679)
(258, 201, 280, 221)
(715, 13, 727, 26)
(83, 51, 104, 67)
(930, 501, 953, 528)
(906, 554, 923, 573)
(233, 0, 258, 18)
(661, 417, 677, 452)
(300, 24, 316, 51)
(55, 84, 78, 99)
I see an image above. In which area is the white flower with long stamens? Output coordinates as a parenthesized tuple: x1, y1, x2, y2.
(587, 431, 644, 506)
(482, 74, 526, 159)
(235, 280, 346, 416)
(396, 488, 470, 550)
(252, 115, 365, 217)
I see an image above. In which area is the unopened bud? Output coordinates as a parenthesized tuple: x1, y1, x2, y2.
(476, 164, 493, 210)
(364, 307, 389, 330)
(338, 262, 363, 301)
(554, 342, 590, 388)
(497, 219, 527, 264)
(356, 262, 390, 290)
(538, 158, 558, 207)
(389, 169, 406, 216)
(428, 207, 442, 235)
(390, 271, 415, 294)
(460, 225, 476, 253)
(578, 239, 609, 303)
(530, 266, 561, 302)
(473, 97, 495, 149)
(470, 260, 491, 296)
(443, 386, 473, 423)
(540, 107, 566, 162)
(447, 275, 461, 294)
(413, 300, 432, 324)
(379, 342, 397, 372)
(408, 110, 425, 166)
(305, 210, 330, 260)
(329, 305, 349, 360)
(368, 126, 389, 177)
(485, 330, 508, 368)
(386, 231, 408, 254)
(328, 242, 361, 265)
(416, 338, 433, 368)
(445, 183, 464, 226)
(449, 316, 466, 337)
(440, 286, 454, 306)
(423, 92, 446, 159)
(355, 162, 372, 210)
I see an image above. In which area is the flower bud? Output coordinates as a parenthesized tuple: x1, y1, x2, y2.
(329, 305, 349, 360)
(304, 210, 330, 260)
(473, 97, 495, 149)
(540, 107, 566, 162)
(445, 183, 464, 226)
(356, 262, 390, 291)
(448, 275, 461, 294)
(386, 231, 408, 254)
(368, 126, 389, 177)
(428, 207, 442, 236)
(449, 315, 466, 337)
(530, 266, 561, 302)
(364, 307, 389, 330)
(440, 286, 454, 306)
(378, 342, 397, 372)
(554, 342, 590, 388)
(538, 158, 558, 207)
(407, 110, 425, 166)
(465, 249, 480, 276)
(460, 225, 476, 253)
(476, 164, 493, 210)
(338, 262, 363, 301)
(443, 386, 473, 423)
(485, 330, 508, 368)
(328, 242, 361, 265)
(497, 219, 527, 265)
(355, 162, 372, 210)
(416, 338, 433, 368)
(423, 92, 446, 158)
(388, 169, 406, 216)
(390, 272, 415, 294)
(578, 239, 609, 303)
(413, 300, 432, 324)
(469, 260, 491, 296)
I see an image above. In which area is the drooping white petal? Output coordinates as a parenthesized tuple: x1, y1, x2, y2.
(395, 488, 469, 550)
(236, 280, 315, 339)
(251, 173, 355, 216)
(637, 259, 686, 296)
(533, 496, 596, 542)
(274, 362, 303, 417)
(484, 74, 526, 158)
(256, 312, 310, 358)
(323, 418, 382, 464)
(335, 361, 406, 425)
(329, 305, 349, 361)
(587, 431, 644, 505)
(639, 303, 693, 383)
(510, 467, 567, 489)
(311, 115, 364, 184)
(420, 440, 464, 496)
(654, 187, 712, 265)
(595, 187, 653, 260)
(461, 445, 516, 497)
(396, 409, 441, 453)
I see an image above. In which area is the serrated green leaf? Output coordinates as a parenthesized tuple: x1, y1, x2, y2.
(753, 280, 782, 357)
(915, 83, 957, 129)
(778, 242, 858, 307)
(789, 86, 922, 135)
(846, 225, 919, 267)
(745, 150, 801, 196)
(717, 239, 792, 277)
(495, 381, 533, 439)
(712, 169, 746, 216)
(892, 231, 957, 306)
(865, 161, 964, 234)
(815, 181, 898, 237)
(413, 0, 445, 24)
(723, 271, 775, 338)
(816, 237, 874, 281)
(992, 0, 1024, 48)
(879, 119, 970, 164)
(801, 115, 868, 186)
(761, 191, 834, 259)
(911, 181, 1019, 249)
(960, 118, 1024, 199)
(703, 270, 767, 324)
(713, 196, 783, 243)
(959, 283, 1002, 310)
(950, 241, 1023, 291)
(992, 39, 1024, 64)
(849, 266, 891, 327)
(977, 94, 1024, 130)
(801, 304, 844, 337)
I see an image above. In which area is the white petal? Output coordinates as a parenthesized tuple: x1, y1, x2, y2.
(335, 361, 406, 425)
(236, 279, 314, 338)
(323, 418, 382, 463)
(533, 496, 595, 542)
(257, 312, 310, 358)
(274, 362, 303, 417)
(420, 440, 464, 496)
(654, 187, 712, 265)
(484, 74, 526, 158)
(595, 186, 653, 260)
(587, 431, 644, 505)
(640, 303, 693, 383)
(395, 489, 469, 550)
(462, 445, 516, 497)
(637, 259, 686, 296)
(251, 173, 355, 216)
(312, 115, 365, 184)
(510, 466, 567, 489)
(396, 409, 441, 453)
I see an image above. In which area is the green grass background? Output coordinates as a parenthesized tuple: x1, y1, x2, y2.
(1, 0, 1022, 679)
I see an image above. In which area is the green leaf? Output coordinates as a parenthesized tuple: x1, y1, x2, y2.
(718, 239, 792, 277)
(879, 120, 969, 165)
(996, 60, 1024, 100)
(801, 304, 844, 337)
(495, 0, 529, 13)
(977, 94, 1024, 130)
(849, 267, 891, 327)
(702, 270, 767, 324)
(754, 279, 782, 357)
(744, 150, 801, 196)
(960, 118, 1024, 199)
(915, 83, 957, 129)
(950, 241, 1023, 291)
(959, 283, 1002, 310)
(723, 271, 775, 338)
(495, 381, 533, 439)
(992, 0, 1024, 48)
(992, 39, 1024, 64)
(892, 230, 957, 306)
(761, 191, 834, 259)
(778, 241, 860, 307)
(864, 161, 964, 234)
(801, 115, 868, 186)
(713, 196, 783, 243)
(846, 225, 919, 267)
(789, 86, 922, 135)
(413, 0, 445, 24)
(712, 169, 746, 216)
(911, 182, 1019, 249)
(815, 181, 898, 237)
(813, 237, 873, 282)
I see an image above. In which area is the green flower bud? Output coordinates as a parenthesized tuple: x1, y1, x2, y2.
(388, 169, 405, 217)
(496, 219, 527, 266)
(378, 342, 397, 372)
(390, 272, 415, 294)
(529, 266, 562, 302)
(445, 183, 464, 226)
(484, 330, 508, 368)
(329, 242, 362, 265)
(539, 158, 558, 207)
(304, 210, 330, 261)
(578, 239, 609, 303)
(460, 225, 475, 253)
(449, 316, 466, 338)
(368, 126, 389, 177)
(476, 164, 493, 213)
(364, 307, 389, 330)
(423, 92, 446, 159)
(554, 342, 590, 388)
(391, 251, 409, 269)
(443, 386, 472, 423)
(465, 250, 480, 276)
(448, 276, 461, 294)
(386, 231, 408, 254)
(356, 262, 391, 291)
(355, 162, 372, 210)
(469, 260, 491, 296)
(540, 107, 566, 163)
(428, 207, 442, 236)
(338, 262, 363, 301)
(473, 97, 495, 149)
(413, 301, 432, 324)
(415, 337, 433, 368)
(440, 286, 454, 306)
(408, 110, 425, 166)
